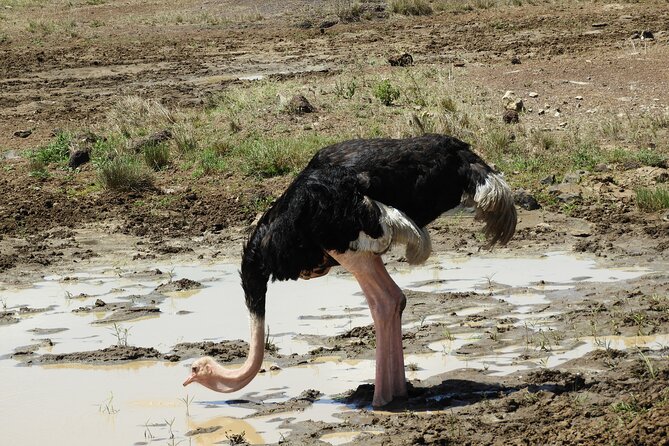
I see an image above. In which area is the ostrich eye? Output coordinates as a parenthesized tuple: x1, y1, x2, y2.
(191, 366, 198, 373)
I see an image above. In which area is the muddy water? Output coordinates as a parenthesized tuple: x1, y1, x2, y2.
(0, 253, 655, 445)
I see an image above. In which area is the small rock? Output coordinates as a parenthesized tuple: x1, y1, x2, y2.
(641, 30, 654, 40)
(506, 99, 525, 112)
(593, 163, 610, 172)
(554, 111, 561, 117)
(562, 171, 583, 184)
(575, 95, 583, 100)
(510, 56, 521, 65)
(286, 94, 315, 114)
(538, 109, 545, 115)
(388, 53, 413, 67)
(540, 174, 556, 185)
(502, 90, 515, 100)
(13, 129, 32, 138)
(502, 109, 519, 124)
(592, 22, 608, 28)
(559, 122, 568, 128)
(94, 299, 106, 307)
(528, 92, 539, 98)
(295, 20, 312, 29)
(630, 31, 641, 40)
(514, 190, 541, 211)
(68, 150, 90, 169)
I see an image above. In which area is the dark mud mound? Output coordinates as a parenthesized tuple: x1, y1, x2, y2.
(155, 278, 203, 292)
(72, 298, 161, 324)
(27, 345, 162, 365)
(166, 340, 249, 362)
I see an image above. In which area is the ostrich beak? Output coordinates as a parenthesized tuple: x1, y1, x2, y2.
(183, 373, 196, 387)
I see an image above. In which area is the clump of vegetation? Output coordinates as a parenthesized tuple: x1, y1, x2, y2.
(635, 186, 669, 212)
(27, 131, 72, 177)
(334, 0, 364, 22)
(225, 430, 248, 445)
(232, 135, 334, 178)
(196, 147, 227, 177)
(97, 156, 154, 191)
(388, 0, 433, 16)
(143, 143, 170, 170)
(373, 80, 401, 106)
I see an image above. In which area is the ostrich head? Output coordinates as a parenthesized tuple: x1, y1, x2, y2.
(183, 357, 217, 389)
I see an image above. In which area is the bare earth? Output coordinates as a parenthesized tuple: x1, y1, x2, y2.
(1, 1, 668, 445)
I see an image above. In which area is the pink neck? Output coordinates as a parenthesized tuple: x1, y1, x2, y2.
(205, 316, 265, 393)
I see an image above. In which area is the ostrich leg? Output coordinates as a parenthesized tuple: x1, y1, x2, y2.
(329, 250, 407, 407)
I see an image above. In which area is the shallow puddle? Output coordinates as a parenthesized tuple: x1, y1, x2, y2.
(0, 252, 657, 445)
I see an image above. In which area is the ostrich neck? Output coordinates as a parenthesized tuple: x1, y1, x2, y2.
(208, 316, 265, 393)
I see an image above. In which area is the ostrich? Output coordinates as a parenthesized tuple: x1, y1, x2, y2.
(183, 133, 517, 407)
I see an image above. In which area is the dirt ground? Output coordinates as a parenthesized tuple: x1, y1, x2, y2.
(1, 0, 669, 445)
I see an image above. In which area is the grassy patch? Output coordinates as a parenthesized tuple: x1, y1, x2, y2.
(231, 134, 336, 178)
(373, 80, 401, 106)
(388, 0, 433, 15)
(143, 143, 170, 171)
(27, 132, 72, 176)
(635, 187, 669, 212)
(97, 156, 154, 191)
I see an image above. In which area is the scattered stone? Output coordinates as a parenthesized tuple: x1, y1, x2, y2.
(554, 111, 561, 117)
(13, 129, 32, 138)
(502, 109, 519, 124)
(319, 20, 337, 29)
(559, 122, 568, 128)
(453, 61, 465, 67)
(538, 109, 545, 115)
(562, 171, 583, 184)
(510, 56, 521, 65)
(295, 20, 312, 29)
(388, 52, 413, 67)
(66, 131, 103, 169)
(506, 99, 525, 112)
(514, 190, 541, 211)
(591, 22, 608, 28)
(540, 174, 556, 185)
(68, 149, 90, 169)
(528, 92, 539, 98)
(641, 30, 654, 40)
(575, 95, 583, 100)
(286, 94, 315, 114)
(502, 90, 515, 100)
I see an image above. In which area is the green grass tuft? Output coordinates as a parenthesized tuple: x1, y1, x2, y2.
(373, 80, 401, 106)
(388, 0, 433, 15)
(97, 156, 154, 191)
(143, 143, 170, 170)
(635, 187, 669, 212)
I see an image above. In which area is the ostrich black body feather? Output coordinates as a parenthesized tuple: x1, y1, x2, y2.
(241, 134, 512, 317)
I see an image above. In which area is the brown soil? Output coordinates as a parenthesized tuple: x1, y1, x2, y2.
(1, 1, 669, 445)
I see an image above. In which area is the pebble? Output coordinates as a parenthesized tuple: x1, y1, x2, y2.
(528, 92, 539, 98)
(575, 95, 583, 100)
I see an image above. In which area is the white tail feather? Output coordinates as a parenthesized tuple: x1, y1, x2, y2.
(472, 172, 517, 246)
